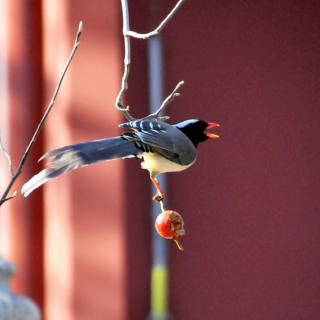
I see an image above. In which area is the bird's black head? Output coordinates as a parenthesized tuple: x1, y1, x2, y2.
(175, 119, 220, 147)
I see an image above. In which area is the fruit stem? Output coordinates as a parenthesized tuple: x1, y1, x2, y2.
(173, 238, 184, 251)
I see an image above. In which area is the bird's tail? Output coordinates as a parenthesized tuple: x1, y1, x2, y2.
(21, 136, 139, 197)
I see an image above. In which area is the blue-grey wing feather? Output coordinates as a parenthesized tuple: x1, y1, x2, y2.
(121, 119, 197, 165)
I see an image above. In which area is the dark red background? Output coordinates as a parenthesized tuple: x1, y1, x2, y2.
(3, 1, 320, 319)
(128, 1, 320, 319)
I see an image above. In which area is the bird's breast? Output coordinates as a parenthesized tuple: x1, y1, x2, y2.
(141, 152, 194, 176)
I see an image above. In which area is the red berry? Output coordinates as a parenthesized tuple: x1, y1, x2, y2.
(155, 210, 185, 240)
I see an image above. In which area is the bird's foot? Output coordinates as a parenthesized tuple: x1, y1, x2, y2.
(153, 193, 164, 202)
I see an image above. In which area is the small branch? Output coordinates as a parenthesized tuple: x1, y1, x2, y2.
(0, 137, 14, 177)
(115, 0, 135, 121)
(116, 0, 186, 121)
(125, 0, 186, 40)
(146, 80, 184, 119)
(0, 21, 83, 207)
(159, 200, 165, 212)
(1, 191, 17, 205)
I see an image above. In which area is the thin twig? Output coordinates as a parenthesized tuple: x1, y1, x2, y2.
(146, 81, 184, 119)
(0, 21, 83, 207)
(125, 0, 186, 40)
(1, 191, 17, 205)
(116, 0, 186, 121)
(0, 137, 14, 177)
(159, 200, 165, 212)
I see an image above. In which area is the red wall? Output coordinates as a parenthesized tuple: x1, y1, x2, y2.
(4, 0, 44, 308)
(127, 1, 320, 319)
(165, 2, 320, 319)
(2, 1, 320, 320)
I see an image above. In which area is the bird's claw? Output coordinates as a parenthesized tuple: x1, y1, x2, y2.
(153, 193, 164, 202)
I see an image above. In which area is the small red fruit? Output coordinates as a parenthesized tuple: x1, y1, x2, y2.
(155, 210, 185, 251)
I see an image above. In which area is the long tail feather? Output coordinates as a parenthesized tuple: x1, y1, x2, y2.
(21, 136, 139, 197)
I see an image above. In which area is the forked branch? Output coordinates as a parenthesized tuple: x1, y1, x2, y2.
(146, 81, 185, 120)
(0, 21, 83, 207)
(116, 0, 186, 121)
(124, 0, 186, 40)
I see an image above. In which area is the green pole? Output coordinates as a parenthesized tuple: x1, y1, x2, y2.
(151, 265, 169, 317)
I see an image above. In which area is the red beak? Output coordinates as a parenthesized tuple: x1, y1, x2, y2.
(205, 122, 220, 139)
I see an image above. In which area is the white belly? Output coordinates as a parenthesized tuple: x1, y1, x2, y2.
(141, 152, 194, 176)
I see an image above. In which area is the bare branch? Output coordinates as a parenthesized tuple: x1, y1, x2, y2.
(146, 80, 184, 119)
(115, 0, 135, 121)
(1, 191, 17, 205)
(125, 0, 186, 40)
(116, 0, 186, 121)
(0, 137, 14, 177)
(0, 21, 83, 207)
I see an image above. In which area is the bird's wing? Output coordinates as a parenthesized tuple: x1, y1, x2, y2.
(120, 119, 167, 131)
(121, 119, 197, 165)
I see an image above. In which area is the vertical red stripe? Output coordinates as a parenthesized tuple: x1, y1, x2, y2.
(7, 0, 44, 310)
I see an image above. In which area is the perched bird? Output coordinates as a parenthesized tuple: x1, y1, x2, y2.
(21, 118, 220, 200)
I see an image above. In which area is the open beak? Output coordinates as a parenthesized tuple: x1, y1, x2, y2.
(205, 122, 220, 139)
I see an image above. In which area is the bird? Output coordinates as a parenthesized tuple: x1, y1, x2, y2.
(21, 118, 220, 200)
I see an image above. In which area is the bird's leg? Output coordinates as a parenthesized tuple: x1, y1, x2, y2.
(150, 176, 165, 202)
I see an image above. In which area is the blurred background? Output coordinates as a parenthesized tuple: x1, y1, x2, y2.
(1, 0, 320, 319)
